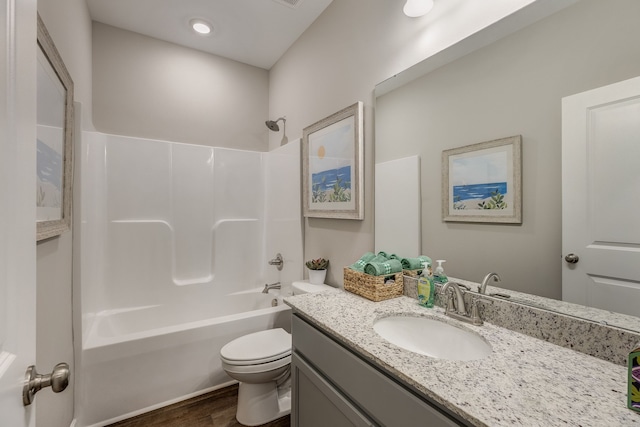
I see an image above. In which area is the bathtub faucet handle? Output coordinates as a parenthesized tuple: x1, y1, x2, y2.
(268, 253, 284, 271)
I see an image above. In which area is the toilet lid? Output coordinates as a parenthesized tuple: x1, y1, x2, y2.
(220, 328, 291, 365)
(292, 281, 334, 295)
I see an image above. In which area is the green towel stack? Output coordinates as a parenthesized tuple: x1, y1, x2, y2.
(349, 252, 376, 272)
(363, 258, 403, 276)
(376, 252, 400, 260)
(400, 255, 432, 270)
(351, 251, 423, 276)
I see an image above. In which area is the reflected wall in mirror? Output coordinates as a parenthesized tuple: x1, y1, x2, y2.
(36, 14, 74, 241)
(375, 0, 640, 329)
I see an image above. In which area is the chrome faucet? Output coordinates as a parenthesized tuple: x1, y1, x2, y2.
(268, 253, 283, 271)
(262, 282, 281, 294)
(478, 272, 501, 294)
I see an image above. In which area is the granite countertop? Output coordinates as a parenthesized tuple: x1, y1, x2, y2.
(284, 289, 639, 427)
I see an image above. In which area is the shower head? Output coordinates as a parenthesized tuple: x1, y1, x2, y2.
(265, 117, 286, 132)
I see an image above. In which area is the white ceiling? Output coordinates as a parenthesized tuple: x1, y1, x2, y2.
(86, 0, 333, 70)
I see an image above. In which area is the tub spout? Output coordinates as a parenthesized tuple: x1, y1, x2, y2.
(262, 282, 281, 294)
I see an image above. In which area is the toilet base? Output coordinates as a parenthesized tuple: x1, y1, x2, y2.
(236, 380, 291, 426)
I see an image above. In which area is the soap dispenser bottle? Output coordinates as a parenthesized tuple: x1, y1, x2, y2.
(417, 262, 434, 308)
(433, 260, 448, 284)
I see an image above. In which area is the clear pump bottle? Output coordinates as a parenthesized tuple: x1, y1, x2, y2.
(433, 260, 448, 284)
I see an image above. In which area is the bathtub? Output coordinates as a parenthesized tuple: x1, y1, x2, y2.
(76, 289, 292, 427)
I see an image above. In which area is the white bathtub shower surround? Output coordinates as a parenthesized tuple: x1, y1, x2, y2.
(81, 134, 270, 316)
(264, 140, 304, 297)
(74, 132, 302, 427)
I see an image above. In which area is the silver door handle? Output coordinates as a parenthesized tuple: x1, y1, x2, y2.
(23, 362, 70, 406)
(564, 253, 579, 264)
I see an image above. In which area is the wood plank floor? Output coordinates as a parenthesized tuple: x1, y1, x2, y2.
(107, 384, 290, 427)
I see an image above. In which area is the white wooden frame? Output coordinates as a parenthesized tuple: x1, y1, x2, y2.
(442, 135, 522, 224)
(302, 102, 364, 220)
(36, 14, 74, 241)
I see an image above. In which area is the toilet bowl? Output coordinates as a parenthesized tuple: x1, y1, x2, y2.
(220, 328, 292, 426)
(220, 281, 333, 426)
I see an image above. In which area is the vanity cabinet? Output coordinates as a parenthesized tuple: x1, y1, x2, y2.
(291, 314, 468, 427)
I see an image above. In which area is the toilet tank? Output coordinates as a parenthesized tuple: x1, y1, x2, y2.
(292, 280, 335, 295)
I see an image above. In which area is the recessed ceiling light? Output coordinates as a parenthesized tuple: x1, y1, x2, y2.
(190, 19, 212, 35)
(403, 0, 434, 17)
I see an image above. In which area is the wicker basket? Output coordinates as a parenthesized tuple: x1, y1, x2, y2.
(343, 267, 404, 302)
(402, 268, 424, 277)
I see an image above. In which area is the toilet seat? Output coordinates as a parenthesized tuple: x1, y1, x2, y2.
(220, 328, 291, 366)
(221, 354, 291, 375)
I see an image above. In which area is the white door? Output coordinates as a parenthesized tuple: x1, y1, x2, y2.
(562, 75, 640, 317)
(0, 1, 38, 426)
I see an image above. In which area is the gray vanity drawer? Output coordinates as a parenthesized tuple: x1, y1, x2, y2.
(292, 314, 466, 427)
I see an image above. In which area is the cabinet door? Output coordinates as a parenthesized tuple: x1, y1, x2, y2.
(292, 353, 376, 427)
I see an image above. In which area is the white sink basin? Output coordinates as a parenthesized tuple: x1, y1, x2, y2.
(373, 315, 492, 361)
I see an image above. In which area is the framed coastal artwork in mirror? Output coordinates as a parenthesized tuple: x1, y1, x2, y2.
(36, 14, 74, 241)
(302, 101, 364, 220)
(442, 135, 522, 224)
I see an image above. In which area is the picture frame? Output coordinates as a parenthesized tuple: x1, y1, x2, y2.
(442, 135, 522, 224)
(303, 102, 364, 220)
(36, 14, 74, 241)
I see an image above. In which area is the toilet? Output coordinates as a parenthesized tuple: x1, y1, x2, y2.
(220, 280, 334, 426)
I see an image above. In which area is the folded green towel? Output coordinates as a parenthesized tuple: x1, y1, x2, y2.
(350, 251, 404, 273)
(364, 259, 403, 276)
(349, 252, 376, 272)
(400, 255, 432, 270)
(369, 253, 390, 264)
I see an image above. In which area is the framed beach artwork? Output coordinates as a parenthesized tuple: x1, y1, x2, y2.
(442, 135, 522, 224)
(302, 102, 364, 220)
(36, 14, 74, 241)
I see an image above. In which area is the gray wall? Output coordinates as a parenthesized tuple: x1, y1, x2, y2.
(92, 22, 270, 151)
(36, 0, 93, 426)
(376, 0, 640, 298)
(267, 0, 538, 286)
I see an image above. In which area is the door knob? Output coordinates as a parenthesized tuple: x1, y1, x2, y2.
(23, 362, 70, 406)
(564, 253, 579, 264)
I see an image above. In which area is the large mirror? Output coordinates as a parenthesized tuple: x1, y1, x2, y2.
(374, 0, 640, 331)
(36, 14, 74, 241)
